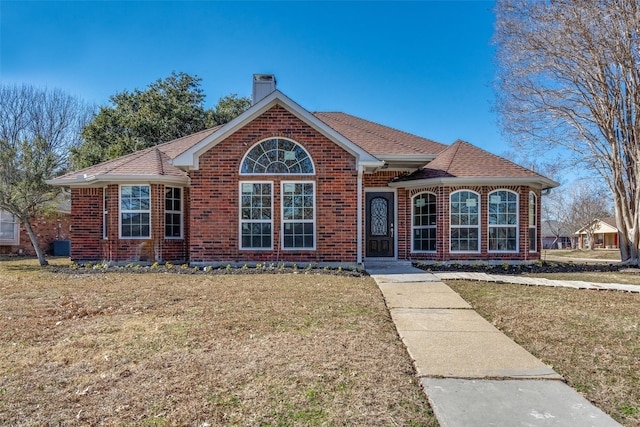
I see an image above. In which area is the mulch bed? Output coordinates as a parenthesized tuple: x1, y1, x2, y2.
(47, 263, 365, 277)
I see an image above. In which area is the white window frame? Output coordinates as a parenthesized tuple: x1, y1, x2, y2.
(487, 190, 519, 253)
(164, 186, 183, 239)
(119, 184, 151, 239)
(411, 192, 437, 253)
(239, 181, 274, 250)
(529, 192, 537, 252)
(239, 137, 316, 176)
(450, 190, 481, 253)
(281, 181, 316, 250)
(0, 210, 20, 245)
(103, 187, 108, 240)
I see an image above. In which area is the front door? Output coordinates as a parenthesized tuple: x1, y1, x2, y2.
(365, 191, 394, 257)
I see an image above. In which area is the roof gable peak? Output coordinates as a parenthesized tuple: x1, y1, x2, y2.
(171, 90, 382, 170)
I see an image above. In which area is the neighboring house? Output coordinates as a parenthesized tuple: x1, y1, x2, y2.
(47, 75, 558, 265)
(541, 220, 573, 249)
(576, 217, 620, 249)
(0, 200, 71, 256)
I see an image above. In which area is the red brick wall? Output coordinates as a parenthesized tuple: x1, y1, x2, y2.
(64, 107, 543, 265)
(70, 187, 103, 261)
(189, 105, 358, 263)
(361, 170, 542, 262)
(71, 185, 188, 263)
(400, 185, 541, 262)
(0, 211, 71, 256)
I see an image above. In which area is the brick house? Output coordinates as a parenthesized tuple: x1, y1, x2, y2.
(0, 204, 71, 256)
(48, 75, 558, 265)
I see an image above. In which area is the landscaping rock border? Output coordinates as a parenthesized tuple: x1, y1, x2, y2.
(414, 261, 626, 275)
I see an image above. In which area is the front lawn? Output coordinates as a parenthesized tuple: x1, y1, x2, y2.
(544, 248, 622, 261)
(0, 259, 436, 426)
(447, 280, 640, 426)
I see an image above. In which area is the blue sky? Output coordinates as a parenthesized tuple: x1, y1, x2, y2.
(1, 1, 504, 154)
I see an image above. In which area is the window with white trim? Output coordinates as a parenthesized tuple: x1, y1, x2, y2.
(412, 192, 437, 252)
(0, 210, 19, 245)
(165, 187, 183, 239)
(282, 182, 315, 249)
(450, 190, 480, 252)
(240, 182, 273, 249)
(529, 192, 537, 252)
(488, 190, 518, 252)
(240, 138, 314, 174)
(120, 185, 151, 238)
(103, 187, 108, 239)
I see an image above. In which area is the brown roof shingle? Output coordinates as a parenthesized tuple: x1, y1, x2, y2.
(313, 112, 447, 156)
(54, 126, 221, 180)
(396, 140, 548, 181)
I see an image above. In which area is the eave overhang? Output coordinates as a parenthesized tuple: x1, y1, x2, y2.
(388, 176, 560, 190)
(46, 174, 190, 188)
(375, 154, 436, 170)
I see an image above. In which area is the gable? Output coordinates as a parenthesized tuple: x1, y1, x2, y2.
(171, 90, 384, 171)
(576, 219, 619, 235)
(193, 104, 357, 175)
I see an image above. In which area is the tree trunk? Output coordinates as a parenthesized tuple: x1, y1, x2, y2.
(23, 218, 48, 266)
(613, 183, 639, 266)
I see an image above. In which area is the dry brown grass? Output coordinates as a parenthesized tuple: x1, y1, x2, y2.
(544, 248, 621, 261)
(527, 271, 640, 286)
(0, 259, 437, 426)
(447, 280, 640, 426)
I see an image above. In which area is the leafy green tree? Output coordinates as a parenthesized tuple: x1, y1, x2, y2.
(494, 0, 640, 264)
(208, 93, 252, 125)
(72, 72, 250, 169)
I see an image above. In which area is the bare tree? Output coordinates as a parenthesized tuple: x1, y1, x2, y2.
(0, 84, 92, 265)
(543, 181, 612, 249)
(494, 0, 640, 264)
(0, 84, 93, 169)
(566, 182, 613, 249)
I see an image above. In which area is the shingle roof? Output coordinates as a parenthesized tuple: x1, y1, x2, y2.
(601, 217, 617, 228)
(395, 140, 548, 181)
(54, 126, 221, 181)
(313, 112, 447, 156)
(51, 110, 554, 190)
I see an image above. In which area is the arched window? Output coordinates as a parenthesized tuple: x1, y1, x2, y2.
(488, 190, 518, 252)
(412, 192, 436, 252)
(529, 192, 537, 252)
(450, 190, 480, 252)
(240, 138, 314, 175)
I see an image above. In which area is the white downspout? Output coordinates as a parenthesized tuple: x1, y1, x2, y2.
(357, 165, 364, 265)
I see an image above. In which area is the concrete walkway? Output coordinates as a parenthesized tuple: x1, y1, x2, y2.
(367, 263, 622, 427)
(433, 272, 640, 293)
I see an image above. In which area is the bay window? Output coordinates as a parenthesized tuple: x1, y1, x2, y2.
(120, 185, 150, 238)
(412, 192, 437, 252)
(450, 190, 480, 252)
(165, 187, 183, 239)
(488, 190, 518, 252)
(529, 192, 537, 252)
